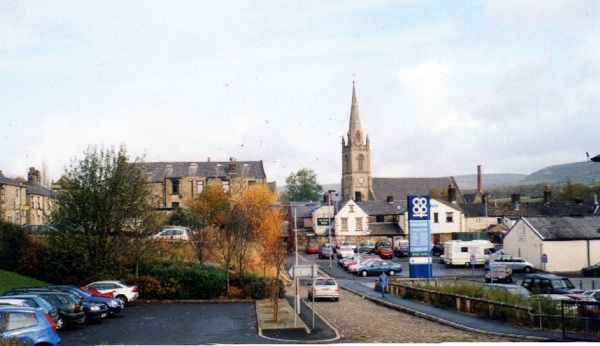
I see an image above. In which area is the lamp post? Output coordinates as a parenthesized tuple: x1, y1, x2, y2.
(327, 190, 336, 269)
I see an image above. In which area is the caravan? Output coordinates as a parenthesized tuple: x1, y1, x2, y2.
(443, 240, 495, 266)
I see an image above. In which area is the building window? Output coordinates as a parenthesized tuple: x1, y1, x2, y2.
(357, 154, 365, 171)
(375, 215, 384, 223)
(341, 218, 348, 231)
(37, 197, 41, 209)
(434, 213, 439, 223)
(446, 212, 453, 223)
(348, 205, 354, 213)
(171, 179, 180, 194)
(196, 181, 204, 193)
(172, 202, 179, 209)
(356, 217, 363, 231)
(222, 180, 230, 193)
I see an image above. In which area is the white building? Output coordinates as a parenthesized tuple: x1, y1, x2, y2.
(504, 216, 600, 272)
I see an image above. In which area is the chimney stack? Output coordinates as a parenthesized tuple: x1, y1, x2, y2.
(543, 185, 552, 204)
(511, 193, 521, 206)
(324, 193, 330, 204)
(27, 167, 41, 184)
(447, 185, 457, 203)
(387, 196, 394, 203)
(477, 165, 483, 194)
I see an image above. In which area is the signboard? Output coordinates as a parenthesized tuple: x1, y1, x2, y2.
(408, 195, 432, 279)
(317, 218, 330, 226)
(288, 264, 319, 279)
(541, 253, 548, 264)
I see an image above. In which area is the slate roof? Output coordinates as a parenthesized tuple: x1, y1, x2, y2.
(371, 177, 466, 205)
(25, 183, 58, 197)
(142, 161, 266, 182)
(518, 216, 600, 240)
(289, 202, 322, 219)
(0, 176, 23, 187)
(357, 201, 404, 216)
(460, 202, 600, 218)
(368, 222, 404, 236)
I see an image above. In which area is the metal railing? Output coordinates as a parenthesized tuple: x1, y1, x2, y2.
(562, 300, 600, 342)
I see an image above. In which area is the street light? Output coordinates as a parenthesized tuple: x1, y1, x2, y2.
(327, 189, 336, 270)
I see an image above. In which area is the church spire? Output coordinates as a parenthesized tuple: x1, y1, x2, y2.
(348, 81, 363, 144)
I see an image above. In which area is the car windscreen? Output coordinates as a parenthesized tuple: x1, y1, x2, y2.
(551, 279, 575, 289)
(315, 279, 336, 286)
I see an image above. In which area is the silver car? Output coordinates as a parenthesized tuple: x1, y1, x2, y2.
(485, 255, 534, 272)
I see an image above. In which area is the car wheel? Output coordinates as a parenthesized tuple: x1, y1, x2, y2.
(116, 295, 128, 306)
(465, 262, 471, 268)
(334, 297, 339, 302)
(361, 270, 368, 277)
(389, 270, 395, 276)
(524, 266, 532, 273)
(55, 317, 64, 330)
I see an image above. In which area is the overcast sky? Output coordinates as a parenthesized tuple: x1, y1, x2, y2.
(1, 1, 600, 186)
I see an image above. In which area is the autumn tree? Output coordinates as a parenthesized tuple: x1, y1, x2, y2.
(285, 168, 322, 201)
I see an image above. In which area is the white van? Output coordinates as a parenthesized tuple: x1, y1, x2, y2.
(443, 240, 495, 266)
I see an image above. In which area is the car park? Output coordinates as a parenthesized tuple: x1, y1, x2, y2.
(3, 289, 87, 326)
(357, 260, 402, 277)
(484, 265, 513, 283)
(318, 244, 335, 259)
(336, 245, 355, 259)
(485, 255, 534, 273)
(0, 306, 61, 346)
(307, 277, 339, 301)
(520, 274, 580, 294)
(482, 284, 531, 298)
(0, 295, 61, 329)
(305, 243, 320, 254)
(581, 261, 600, 276)
(85, 281, 139, 305)
(48, 285, 123, 316)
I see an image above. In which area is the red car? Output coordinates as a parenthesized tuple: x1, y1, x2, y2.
(376, 246, 394, 259)
(305, 243, 320, 254)
(82, 287, 114, 298)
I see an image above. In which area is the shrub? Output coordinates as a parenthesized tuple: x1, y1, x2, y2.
(127, 275, 182, 299)
(141, 263, 227, 299)
(0, 221, 30, 271)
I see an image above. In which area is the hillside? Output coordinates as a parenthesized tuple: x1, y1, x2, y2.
(518, 161, 600, 185)
(0, 269, 48, 294)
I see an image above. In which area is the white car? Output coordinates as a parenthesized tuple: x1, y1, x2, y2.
(151, 228, 190, 241)
(307, 277, 339, 301)
(85, 281, 139, 305)
(337, 246, 355, 259)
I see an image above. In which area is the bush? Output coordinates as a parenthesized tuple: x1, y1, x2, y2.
(0, 221, 30, 271)
(141, 262, 227, 299)
(127, 275, 181, 299)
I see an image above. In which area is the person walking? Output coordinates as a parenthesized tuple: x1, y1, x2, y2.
(378, 272, 388, 298)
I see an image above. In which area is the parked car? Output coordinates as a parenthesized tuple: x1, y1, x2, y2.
(337, 245, 355, 259)
(151, 227, 190, 241)
(581, 261, 600, 276)
(431, 244, 444, 257)
(3, 289, 87, 326)
(22, 224, 56, 234)
(339, 241, 358, 252)
(81, 286, 114, 298)
(342, 254, 379, 270)
(374, 239, 392, 252)
(0, 295, 61, 329)
(484, 265, 513, 283)
(348, 258, 381, 274)
(485, 255, 535, 273)
(305, 243, 320, 254)
(307, 277, 339, 302)
(520, 274, 580, 294)
(85, 281, 139, 305)
(357, 260, 402, 277)
(0, 306, 61, 346)
(359, 241, 376, 254)
(482, 284, 532, 298)
(581, 290, 600, 301)
(318, 244, 335, 259)
(376, 246, 393, 259)
(48, 285, 123, 316)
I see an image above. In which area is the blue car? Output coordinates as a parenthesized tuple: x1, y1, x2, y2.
(357, 260, 402, 277)
(48, 285, 123, 315)
(0, 295, 62, 330)
(0, 306, 61, 346)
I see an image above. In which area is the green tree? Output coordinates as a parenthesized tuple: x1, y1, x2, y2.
(285, 168, 322, 202)
(50, 145, 156, 281)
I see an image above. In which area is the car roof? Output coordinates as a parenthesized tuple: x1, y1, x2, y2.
(0, 306, 39, 313)
(523, 274, 566, 279)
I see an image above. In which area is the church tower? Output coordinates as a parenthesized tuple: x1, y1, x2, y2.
(341, 82, 372, 201)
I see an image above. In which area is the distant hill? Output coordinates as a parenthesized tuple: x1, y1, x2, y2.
(453, 174, 527, 191)
(518, 161, 600, 185)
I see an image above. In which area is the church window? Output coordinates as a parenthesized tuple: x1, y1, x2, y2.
(356, 130, 361, 143)
(357, 154, 365, 171)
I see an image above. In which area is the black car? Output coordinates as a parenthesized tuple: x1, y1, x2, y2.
(48, 285, 123, 316)
(431, 244, 444, 257)
(520, 274, 579, 294)
(581, 261, 600, 276)
(3, 289, 86, 326)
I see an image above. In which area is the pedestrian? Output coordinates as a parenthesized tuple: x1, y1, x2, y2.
(378, 272, 388, 298)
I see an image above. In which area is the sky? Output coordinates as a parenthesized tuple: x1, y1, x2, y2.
(1, 1, 600, 186)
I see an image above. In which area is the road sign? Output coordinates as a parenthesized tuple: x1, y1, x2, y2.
(317, 218, 330, 226)
(288, 264, 319, 278)
(470, 254, 476, 265)
(541, 253, 548, 264)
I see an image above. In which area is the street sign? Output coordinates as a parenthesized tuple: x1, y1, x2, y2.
(469, 254, 476, 265)
(317, 218, 330, 226)
(288, 264, 319, 278)
(408, 195, 432, 279)
(541, 253, 548, 264)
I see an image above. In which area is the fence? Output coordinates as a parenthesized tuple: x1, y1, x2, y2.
(562, 300, 600, 342)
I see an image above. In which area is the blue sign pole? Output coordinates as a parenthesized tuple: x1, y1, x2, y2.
(408, 195, 432, 279)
